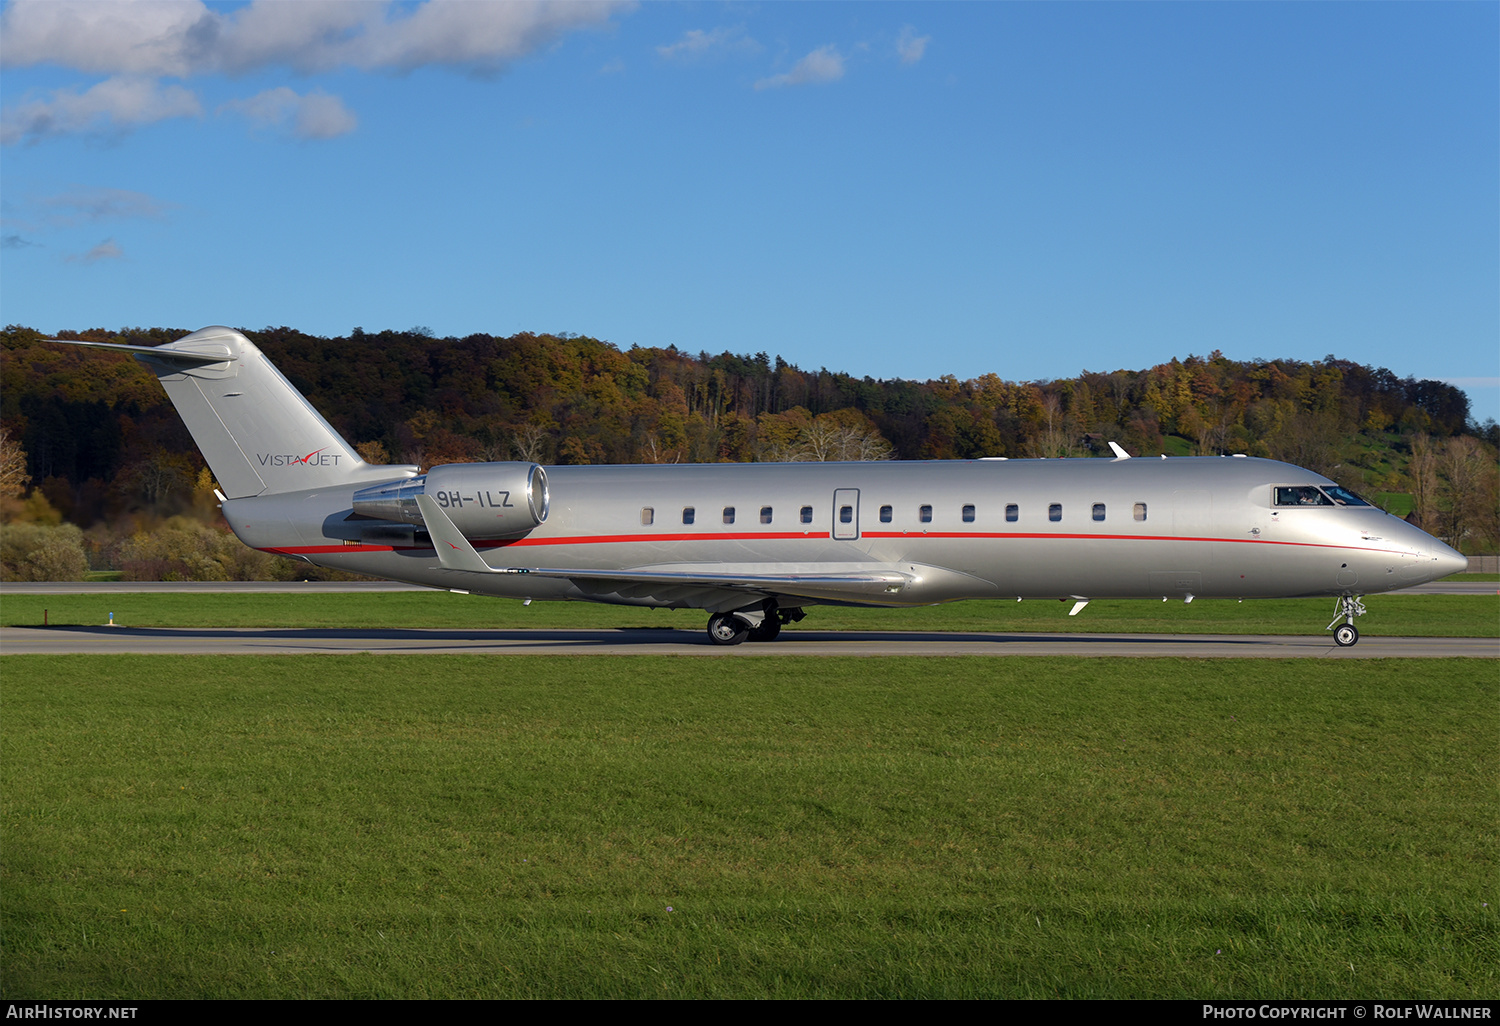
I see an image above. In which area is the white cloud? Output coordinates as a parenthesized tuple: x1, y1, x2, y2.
(896, 26, 930, 65)
(1441, 377, 1500, 388)
(350, 0, 627, 75)
(0, 1, 211, 77)
(1, 188, 169, 258)
(0, 76, 201, 144)
(599, 57, 626, 75)
(68, 238, 124, 264)
(656, 26, 757, 61)
(40, 187, 172, 226)
(2, 187, 171, 236)
(293, 91, 358, 139)
(220, 87, 358, 139)
(1, 0, 630, 143)
(754, 45, 844, 91)
(1, 0, 631, 77)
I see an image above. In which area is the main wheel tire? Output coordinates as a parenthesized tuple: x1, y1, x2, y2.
(1333, 623, 1359, 647)
(708, 612, 750, 646)
(748, 618, 782, 643)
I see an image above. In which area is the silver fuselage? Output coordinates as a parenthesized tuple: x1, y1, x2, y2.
(224, 456, 1464, 611)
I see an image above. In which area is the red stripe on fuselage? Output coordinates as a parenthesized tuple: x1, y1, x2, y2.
(259, 531, 1398, 557)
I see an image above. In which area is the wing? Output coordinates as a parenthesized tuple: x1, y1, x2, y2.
(414, 493, 913, 607)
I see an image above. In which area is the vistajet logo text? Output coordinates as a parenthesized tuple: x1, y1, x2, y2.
(257, 447, 343, 468)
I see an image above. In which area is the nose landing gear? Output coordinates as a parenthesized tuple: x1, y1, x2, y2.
(1327, 594, 1367, 647)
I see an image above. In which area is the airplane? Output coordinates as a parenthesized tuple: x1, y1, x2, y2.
(52, 326, 1468, 647)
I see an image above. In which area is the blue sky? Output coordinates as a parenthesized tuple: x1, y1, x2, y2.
(3, 1, 1497, 423)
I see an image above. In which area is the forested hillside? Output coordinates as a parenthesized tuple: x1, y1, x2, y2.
(2, 323, 1496, 580)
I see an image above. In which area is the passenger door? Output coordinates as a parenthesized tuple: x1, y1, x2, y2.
(832, 488, 860, 540)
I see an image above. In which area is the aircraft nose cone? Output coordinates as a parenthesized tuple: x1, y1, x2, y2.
(1433, 542, 1468, 579)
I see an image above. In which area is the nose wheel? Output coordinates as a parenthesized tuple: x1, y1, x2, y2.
(1326, 595, 1366, 647)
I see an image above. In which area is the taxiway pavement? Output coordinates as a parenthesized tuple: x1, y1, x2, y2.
(2, 624, 1493, 657)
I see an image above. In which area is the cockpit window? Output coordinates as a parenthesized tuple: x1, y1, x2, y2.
(1275, 486, 1334, 507)
(1322, 486, 1372, 507)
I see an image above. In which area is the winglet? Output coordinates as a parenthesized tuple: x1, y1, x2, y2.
(414, 494, 503, 574)
(1108, 441, 1131, 460)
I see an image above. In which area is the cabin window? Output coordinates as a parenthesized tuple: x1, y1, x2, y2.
(879, 505, 892, 523)
(962, 504, 976, 523)
(919, 504, 933, 523)
(723, 507, 735, 524)
(840, 505, 854, 524)
(1134, 502, 1147, 522)
(800, 505, 813, 524)
(641, 507, 654, 526)
(1006, 503, 1018, 522)
(1049, 503, 1062, 522)
(760, 506, 773, 524)
(682, 507, 695, 525)
(1092, 503, 1105, 522)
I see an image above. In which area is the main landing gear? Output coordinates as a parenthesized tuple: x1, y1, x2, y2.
(1326, 594, 1367, 647)
(707, 612, 751, 645)
(706, 606, 803, 646)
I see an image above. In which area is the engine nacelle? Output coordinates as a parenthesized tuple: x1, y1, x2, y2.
(351, 462, 549, 539)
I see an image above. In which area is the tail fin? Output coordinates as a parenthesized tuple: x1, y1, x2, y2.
(56, 326, 412, 497)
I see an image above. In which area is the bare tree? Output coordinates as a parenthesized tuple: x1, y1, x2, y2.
(1192, 402, 1234, 455)
(1440, 435, 1497, 550)
(511, 424, 550, 464)
(1026, 393, 1075, 458)
(640, 433, 680, 464)
(0, 427, 29, 501)
(1408, 433, 1440, 531)
(128, 448, 189, 506)
(757, 420, 895, 463)
(782, 420, 894, 462)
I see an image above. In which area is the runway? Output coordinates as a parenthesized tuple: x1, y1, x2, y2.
(2, 624, 1493, 657)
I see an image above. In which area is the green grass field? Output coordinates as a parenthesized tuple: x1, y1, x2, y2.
(2, 590, 1496, 638)
(3, 656, 1495, 998)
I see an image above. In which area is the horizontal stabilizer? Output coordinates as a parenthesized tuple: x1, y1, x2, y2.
(50, 338, 236, 368)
